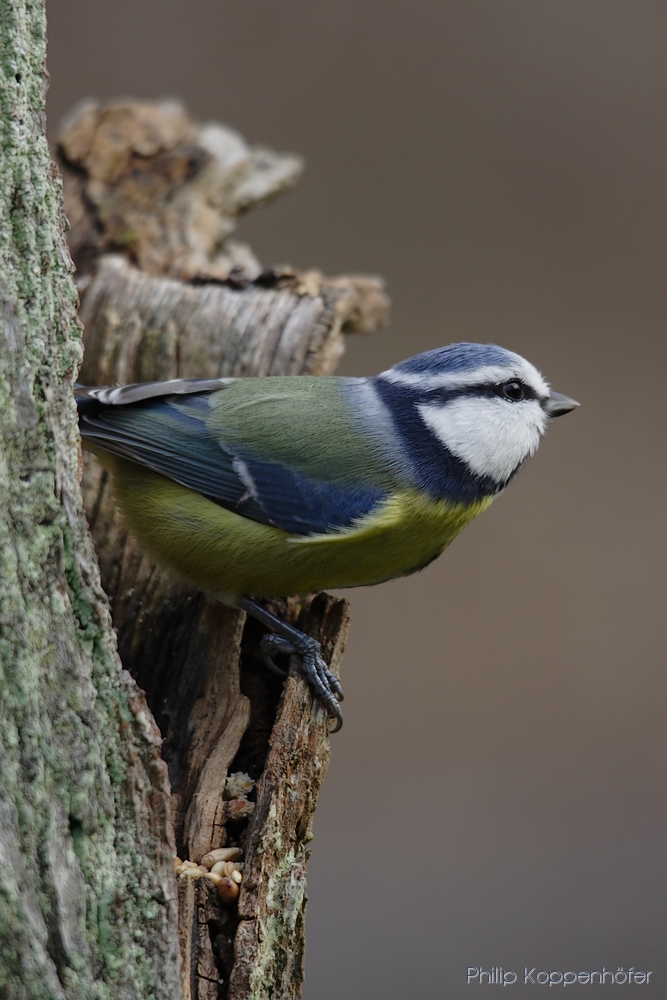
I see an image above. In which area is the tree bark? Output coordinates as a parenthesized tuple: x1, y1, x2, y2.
(0, 6, 181, 999)
(54, 98, 389, 998)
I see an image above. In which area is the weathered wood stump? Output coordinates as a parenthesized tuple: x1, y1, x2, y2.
(58, 98, 389, 998)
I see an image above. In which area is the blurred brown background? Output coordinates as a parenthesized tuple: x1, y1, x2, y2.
(47, 2, 667, 995)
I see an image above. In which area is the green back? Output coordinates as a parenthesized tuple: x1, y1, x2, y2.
(207, 376, 397, 488)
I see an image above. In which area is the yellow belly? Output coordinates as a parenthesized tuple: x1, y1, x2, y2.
(103, 455, 493, 601)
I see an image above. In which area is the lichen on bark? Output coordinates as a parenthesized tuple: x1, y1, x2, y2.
(0, 3, 182, 997)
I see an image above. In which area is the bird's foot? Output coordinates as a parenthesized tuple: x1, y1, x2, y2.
(260, 633, 344, 730)
(237, 596, 344, 732)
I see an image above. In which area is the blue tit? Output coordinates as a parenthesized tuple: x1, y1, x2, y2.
(76, 341, 578, 730)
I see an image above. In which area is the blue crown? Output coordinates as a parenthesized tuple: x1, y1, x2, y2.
(390, 342, 515, 376)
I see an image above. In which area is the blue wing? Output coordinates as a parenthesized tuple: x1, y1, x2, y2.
(76, 381, 387, 536)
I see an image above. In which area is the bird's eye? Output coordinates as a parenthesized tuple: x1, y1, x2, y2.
(499, 380, 525, 402)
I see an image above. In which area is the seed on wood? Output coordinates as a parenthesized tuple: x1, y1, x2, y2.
(230, 870, 242, 884)
(203, 871, 222, 886)
(224, 771, 255, 800)
(217, 877, 240, 906)
(211, 860, 244, 878)
(211, 860, 233, 877)
(224, 798, 256, 822)
(175, 860, 204, 876)
(200, 847, 243, 869)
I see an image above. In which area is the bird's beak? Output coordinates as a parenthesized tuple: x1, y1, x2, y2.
(545, 391, 580, 417)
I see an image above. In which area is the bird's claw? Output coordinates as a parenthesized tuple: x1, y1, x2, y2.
(260, 634, 291, 677)
(260, 631, 344, 732)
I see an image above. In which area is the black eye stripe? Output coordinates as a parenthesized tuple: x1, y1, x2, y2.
(422, 381, 540, 404)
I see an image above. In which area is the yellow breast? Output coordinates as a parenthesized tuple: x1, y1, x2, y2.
(104, 455, 494, 601)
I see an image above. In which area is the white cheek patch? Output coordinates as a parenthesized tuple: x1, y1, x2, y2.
(418, 396, 548, 483)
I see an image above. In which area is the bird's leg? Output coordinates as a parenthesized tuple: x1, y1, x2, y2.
(236, 596, 344, 732)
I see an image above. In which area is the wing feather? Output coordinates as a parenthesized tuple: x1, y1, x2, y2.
(77, 380, 387, 536)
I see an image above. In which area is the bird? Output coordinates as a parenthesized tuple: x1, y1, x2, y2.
(76, 341, 578, 731)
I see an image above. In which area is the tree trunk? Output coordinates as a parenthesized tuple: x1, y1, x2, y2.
(0, 5, 181, 999)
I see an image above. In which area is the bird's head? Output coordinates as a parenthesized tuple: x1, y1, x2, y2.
(377, 343, 578, 492)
